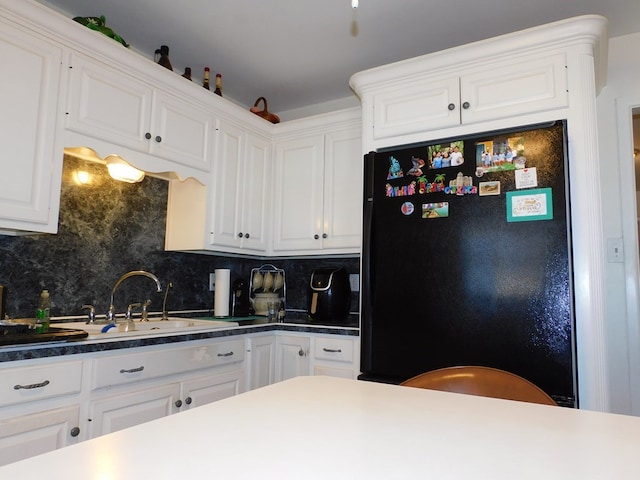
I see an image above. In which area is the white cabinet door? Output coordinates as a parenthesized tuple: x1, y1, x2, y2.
(209, 121, 271, 253)
(180, 369, 244, 410)
(88, 383, 180, 438)
(272, 135, 325, 252)
(65, 53, 152, 153)
(149, 91, 214, 172)
(239, 132, 271, 252)
(210, 120, 244, 249)
(0, 19, 63, 233)
(0, 405, 81, 467)
(372, 76, 460, 140)
(65, 53, 213, 172)
(322, 127, 363, 251)
(310, 335, 360, 380)
(246, 335, 276, 390)
(275, 335, 310, 382)
(460, 53, 568, 125)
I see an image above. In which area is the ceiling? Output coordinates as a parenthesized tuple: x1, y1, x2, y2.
(37, 0, 640, 119)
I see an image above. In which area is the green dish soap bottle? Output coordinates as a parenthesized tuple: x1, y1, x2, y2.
(36, 290, 50, 333)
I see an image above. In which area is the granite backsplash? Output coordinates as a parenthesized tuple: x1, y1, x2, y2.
(0, 156, 359, 319)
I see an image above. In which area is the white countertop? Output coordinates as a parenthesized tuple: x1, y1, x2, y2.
(2, 376, 639, 478)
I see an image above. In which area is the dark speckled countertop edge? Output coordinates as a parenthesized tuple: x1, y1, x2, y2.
(0, 322, 359, 362)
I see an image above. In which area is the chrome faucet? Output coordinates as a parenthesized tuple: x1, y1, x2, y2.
(106, 270, 162, 323)
(161, 282, 173, 321)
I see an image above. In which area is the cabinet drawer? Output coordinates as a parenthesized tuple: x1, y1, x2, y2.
(313, 337, 354, 363)
(0, 361, 83, 408)
(92, 339, 245, 390)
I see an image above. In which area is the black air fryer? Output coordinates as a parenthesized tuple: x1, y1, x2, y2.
(308, 267, 351, 324)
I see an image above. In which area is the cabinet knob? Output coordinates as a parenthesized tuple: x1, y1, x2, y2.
(322, 233, 328, 239)
(185, 397, 192, 405)
(244, 233, 250, 239)
(462, 101, 470, 109)
(298, 348, 305, 357)
(314, 234, 319, 240)
(175, 399, 183, 408)
(238, 232, 243, 238)
(70, 427, 80, 437)
(145, 132, 152, 139)
(155, 135, 162, 143)
(447, 103, 456, 111)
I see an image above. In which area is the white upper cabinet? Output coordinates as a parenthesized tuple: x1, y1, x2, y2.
(65, 53, 214, 174)
(272, 112, 362, 256)
(367, 53, 568, 143)
(209, 120, 271, 253)
(0, 16, 64, 234)
(272, 134, 325, 252)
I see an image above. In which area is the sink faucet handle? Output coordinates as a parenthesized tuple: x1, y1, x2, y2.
(141, 299, 151, 322)
(81, 304, 96, 324)
(161, 282, 173, 321)
(126, 302, 142, 320)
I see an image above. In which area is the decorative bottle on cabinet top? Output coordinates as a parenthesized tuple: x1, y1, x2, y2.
(203, 67, 211, 90)
(182, 67, 192, 81)
(155, 45, 173, 71)
(214, 73, 222, 96)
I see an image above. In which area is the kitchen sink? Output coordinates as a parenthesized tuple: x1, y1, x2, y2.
(53, 317, 238, 339)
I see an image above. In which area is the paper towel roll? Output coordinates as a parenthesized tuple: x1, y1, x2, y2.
(214, 269, 231, 317)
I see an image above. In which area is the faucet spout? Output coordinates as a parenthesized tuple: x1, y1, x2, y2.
(107, 270, 162, 322)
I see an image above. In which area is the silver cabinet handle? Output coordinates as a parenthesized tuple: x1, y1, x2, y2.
(14, 380, 50, 390)
(120, 366, 144, 374)
(217, 351, 234, 357)
(322, 348, 342, 353)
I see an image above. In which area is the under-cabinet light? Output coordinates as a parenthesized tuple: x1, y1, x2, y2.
(105, 155, 145, 183)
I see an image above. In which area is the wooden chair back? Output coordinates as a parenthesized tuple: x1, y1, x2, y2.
(400, 366, 557, 406)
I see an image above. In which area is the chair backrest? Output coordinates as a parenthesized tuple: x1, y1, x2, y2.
(400, 366, 557, 406)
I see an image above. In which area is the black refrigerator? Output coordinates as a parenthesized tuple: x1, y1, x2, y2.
(360, 120, 577, 407)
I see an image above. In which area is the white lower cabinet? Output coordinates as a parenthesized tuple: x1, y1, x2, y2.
(275, 334, 311, 382)
(311, 335, 360, 379)
(87, 338, 245, 438)
(0, 405, 81, 466)
(0, 331, 358, 465)
(0, 359, 84, 466)
(246, 335, 277, 390)
(88, 383, 179, 437)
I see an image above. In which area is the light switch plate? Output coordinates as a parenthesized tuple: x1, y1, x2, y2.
(349, 274, 360, 292)
(607, 237, 624, 263)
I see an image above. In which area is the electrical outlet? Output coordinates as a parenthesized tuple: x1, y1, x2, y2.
(349, 274, 360, 292)
(209, 272, 216, 291)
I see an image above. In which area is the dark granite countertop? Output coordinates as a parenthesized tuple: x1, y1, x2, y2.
(0, 313, 359, 363)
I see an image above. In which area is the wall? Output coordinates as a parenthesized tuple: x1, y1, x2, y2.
(0, 156, 359, 320)
(596, 31, 640, 415)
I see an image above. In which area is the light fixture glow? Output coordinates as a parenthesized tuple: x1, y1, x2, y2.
(352, 0, 358, 8)
(74, 170, 90, 185)
(105, 155, 145, 183)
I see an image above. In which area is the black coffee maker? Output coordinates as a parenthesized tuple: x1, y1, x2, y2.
(231, 278, 250, 317)
(308, 267, 351, 323)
